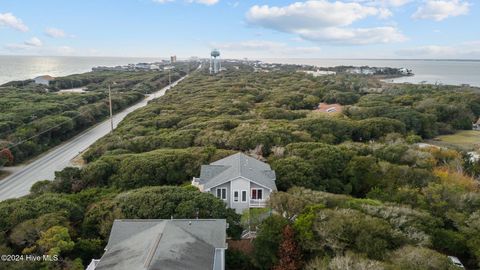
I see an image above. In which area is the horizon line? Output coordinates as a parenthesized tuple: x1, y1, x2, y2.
(0, 54, 479, 62)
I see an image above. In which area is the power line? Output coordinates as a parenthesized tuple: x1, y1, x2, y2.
(3, 65, 188, 151)
(5, 105, 102, 150)
(4, 86, 119, 150)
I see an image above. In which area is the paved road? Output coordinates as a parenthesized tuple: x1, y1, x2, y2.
(0, 75, 188, 201)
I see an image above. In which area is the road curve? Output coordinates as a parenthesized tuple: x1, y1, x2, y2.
(0, 75, 188, 201)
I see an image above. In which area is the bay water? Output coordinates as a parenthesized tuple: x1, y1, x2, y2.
(0, 56, 479, 87)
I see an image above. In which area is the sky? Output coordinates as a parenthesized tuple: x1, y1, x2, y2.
(0, 0, 479, 59)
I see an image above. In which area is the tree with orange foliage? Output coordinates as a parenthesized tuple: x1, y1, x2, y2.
(273, 225, 303, 270)
(0, 148, 14, 167)
(434, 167, 479, 192)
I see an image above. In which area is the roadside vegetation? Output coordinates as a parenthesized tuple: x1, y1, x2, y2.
(0, 62, 479, 269)
(0, 63, 192, 165)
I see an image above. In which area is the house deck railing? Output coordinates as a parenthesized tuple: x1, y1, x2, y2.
(241, 230, 257, 239)
(250, 200, 267, 208)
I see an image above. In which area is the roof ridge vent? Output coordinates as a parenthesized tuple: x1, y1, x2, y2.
(144, 233, 163, 268)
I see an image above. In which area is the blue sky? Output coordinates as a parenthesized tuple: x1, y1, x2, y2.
(0, 0, 478, 59)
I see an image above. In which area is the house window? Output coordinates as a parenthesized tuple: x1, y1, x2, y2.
(241, 191, 247, 202)
(233, 191, 239, 202)
(251, 188, 263, 200)
(216, 188, 227, 200)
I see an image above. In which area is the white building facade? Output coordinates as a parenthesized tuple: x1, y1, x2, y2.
(192, 153, 277, 214)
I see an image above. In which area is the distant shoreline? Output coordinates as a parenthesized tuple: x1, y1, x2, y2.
(1, 56, 479, 87)
(261, 58, 480, 87)
(262, 58, 480, 62)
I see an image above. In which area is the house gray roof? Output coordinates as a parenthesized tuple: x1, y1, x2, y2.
(34, 75, 55, 80)
(95, 219, 227, 270)
(199, 152, 277, 191)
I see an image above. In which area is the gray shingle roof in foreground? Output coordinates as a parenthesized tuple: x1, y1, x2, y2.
(95, 219, 227, 270)
(200, 152, 276, 191)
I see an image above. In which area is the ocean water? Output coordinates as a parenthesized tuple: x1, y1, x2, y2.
(0, 55, 165, 85)
(0, 56, 479, 87)
(262, 58, 480, 87)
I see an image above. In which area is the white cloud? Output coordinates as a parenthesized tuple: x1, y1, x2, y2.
(212, 40, 322, 57)
(153, 0, 219, 5)
(189, 0, 218, 4)
(56, 46, 75, 55)
(4, 44, 30, 51)
(380, 0, 413, 6)
(24, 37, 43, 47)
(0, 13, 28, 32)
(396, 41, 480, 58)
(5, 37, 43, 50)
(412, 0, 470, 21)
(45, 27, 68, 38)
(247, 1, 380, 30)
(351, 0, 413, 7)
(296, 26, 406, 45)
(246, 0, 405, 45)
(215, 40, 287, 51)
(4, 41, 77, 56)
(4, 44, 30, 50)
(397, 45, 455, 56)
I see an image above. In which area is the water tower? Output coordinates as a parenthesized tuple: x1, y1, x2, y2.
(210, 49, 221, 74)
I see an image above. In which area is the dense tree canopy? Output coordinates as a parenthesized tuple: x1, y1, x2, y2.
(0, 62, 479, 269)
(0, 63, 192, 164)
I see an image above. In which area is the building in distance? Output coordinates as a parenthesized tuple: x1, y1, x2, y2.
(92, 62, 168, 72)
(302, 69, 336, 77)
(33, 75, 55, 85)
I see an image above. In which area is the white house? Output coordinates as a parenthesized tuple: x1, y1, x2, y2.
(467, 151, 480, 163)
(303, 70, 336, 77)
(135, 63, 151, 70)
(346, 67, 376, 75)
(150, 64, 160, 70)
(473, 118, 480, 131)
(34, 75, 55, 85)
(192, 152, 277, 214)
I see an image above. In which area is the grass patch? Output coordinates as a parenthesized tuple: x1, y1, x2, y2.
(433, 130, 480, 150)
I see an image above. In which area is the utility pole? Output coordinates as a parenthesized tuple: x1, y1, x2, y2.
(168, 68, 172, 88)
(108, 84, 113, 133)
